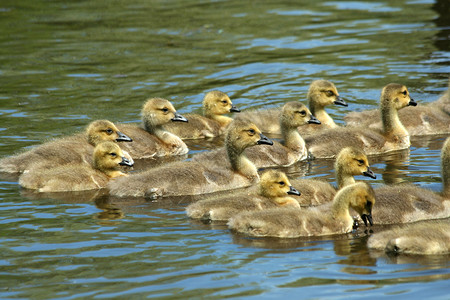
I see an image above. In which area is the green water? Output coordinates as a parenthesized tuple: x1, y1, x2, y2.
(0, 0, 449, 298)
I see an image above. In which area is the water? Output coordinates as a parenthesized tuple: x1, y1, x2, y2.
(1, 0, 450, 298)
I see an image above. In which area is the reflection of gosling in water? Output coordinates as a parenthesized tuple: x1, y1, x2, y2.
(345, 79, 450, 136)
(228, 182, 375, 238)
(108, 120, 273, 198)
(236, 80, 347, 136)
(194, 102, 320, 168)
(368, 219, 450, 255)
(117, 97, 188, 159)
(291, 146, 376, 206)
(359, 137, 450, 225)
(186, 169, 300, 222)
(306, 83, 417, 158)
(0, 120, 132, 175)
(163, 90, 240, 139)
(19, 141, 134, 192)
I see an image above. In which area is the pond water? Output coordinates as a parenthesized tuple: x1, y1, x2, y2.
(1, 0, 449, 298)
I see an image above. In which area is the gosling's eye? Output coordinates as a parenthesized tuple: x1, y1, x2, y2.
(279, 181, 285, 186)
(162, 107, 169, 113)
(401, 90, 407, 96)
(357, 159, 364, 165)
(326, 90, 334, 97)
(106, 129, 114, 135)
(248, 129, 255, 135)
(110, 153, 117, 158)
(221, 100, 228, 104)
(299, 110, 306, 116)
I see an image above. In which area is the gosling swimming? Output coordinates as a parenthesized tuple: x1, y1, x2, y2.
(0, 120, 132, 175)
(193, 102, 320, 168)
(117, 97, 189, 159)
(305, 83, 417, 158)
(163, 91, 240, 139)
(108, 120, 273, 198)
(368, 219, 450, 255)
(186, 169, 300, 222)
(228, 182, 375, 238)
(235, 80, 347, 136)
(291, 146, 376, 206)
(19, 141, 133, 192)
(360, 137, 450, 225)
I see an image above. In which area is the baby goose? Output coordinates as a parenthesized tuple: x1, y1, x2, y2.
(186, 169, 300, 222)
(108, 120, 273, 198)
(235, 80, 347, 136)
(305, 83, 417, 158)
(0, 120, 132, 174)
(117, 98, 189, 159)
(291, 146, 376, 206)
(345, 81, 450, 136)
(19, 141, 134, 192)
(228, 182, 375, 238)
(193, 102, 320, 168)
(362, 137, 450, 225)
(163, 91, 240, 139)
(368, 219, 450, 255)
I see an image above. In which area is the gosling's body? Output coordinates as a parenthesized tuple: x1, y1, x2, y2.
(163, 91, 240, 139)
(363, 137, 450, 225)
(305, 83, 417, 158)
(108, 120, 273, 198)
(19, 141, 133, 192)
(193, 102, 320, 168)
(186, 170, 300, 221)
(0, 120, 132, 174)
(228, 182, 375, 238)
(345, 80, 450, 136)
(235, 80, 347, 136)
(117, 98, 188, 159)
(290, 147, 376, 206)
(368, 219, 450, 255)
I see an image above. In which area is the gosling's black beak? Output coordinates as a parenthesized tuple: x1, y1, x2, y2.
(308, 115, 321, 125)
(334, 96, 348, 107)
(116, 131, 133, 142)
(287, 186, 301, 196)
(172, 112, 188, 122)
(119, 156, 134, 167)
(361, 214, 373, 227)
(363, 167, 376, 179)
(408, 98, 417, 106)
(257, 133, 273, 145)
(230, 105, 241, 113)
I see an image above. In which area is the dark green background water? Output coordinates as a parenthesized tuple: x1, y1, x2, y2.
(0, 0, 449, 298)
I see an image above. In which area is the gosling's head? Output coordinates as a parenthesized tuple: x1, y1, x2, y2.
(225, 120, 273, 152)
(202, 90, 240, 117)
(93, 141, 134, 174)
(258, 169, 301, 198)
(347, 182, 376, 227)
(280, 102, 321, 128)
(335, 147, 376, 179)
(307, 79, 347, 107)
(86, 120, 132, 146)
(381, 83, 417, 110)
(141, 98, 187, 130)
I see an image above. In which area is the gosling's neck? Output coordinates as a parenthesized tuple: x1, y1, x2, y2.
(93, 162, 127, 178)
(206, 112, 233, 127)
(335, 163, 356, 189)
(281, 120, 306, 153)
(380, 101, 409, 141)
(331, 187, 355, 225)
(308, 98, 336, 128)
(144, 118, 181, 144)
(227, 142, 258, 180)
